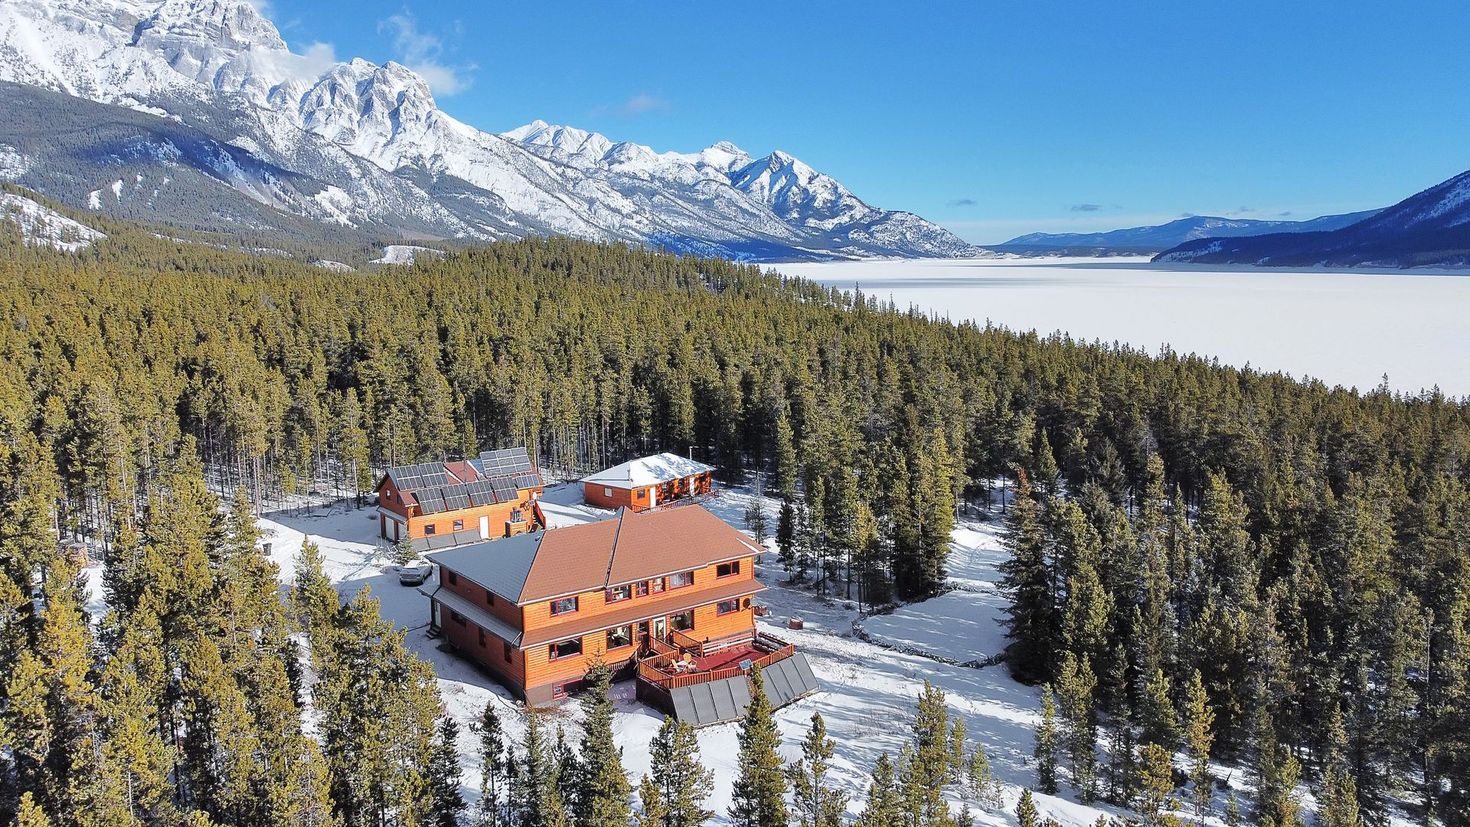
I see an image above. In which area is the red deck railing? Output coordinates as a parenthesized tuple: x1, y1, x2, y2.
(636, 632, 796, 693)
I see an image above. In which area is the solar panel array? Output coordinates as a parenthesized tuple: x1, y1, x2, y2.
(479, 448, 534, 477)
(390, 450, 540, 515)
(388, 462, 449, 492)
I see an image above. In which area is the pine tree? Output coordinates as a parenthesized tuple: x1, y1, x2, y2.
(13, 793, 50, 827)
(429, 717, 466, 827)
(1139, 668, 1180, 752)
(728, 665, 788, 827)
(910, 681, 953, 823)
(639, 717, 713, 827)
(1000, 470, 1057, 683)
(575, 663, 631, 826)
(776, 501, 798, 580)
(1136, 743, 1178, 827)
(475, 702, 508, 827)
(1182, 670, 1215, 822)
(1056, 653, 1098, 801)
(788, 713, 844, 827)
(966, 747, 1001, 809)
(856, 753, 902, 827)
(1318, 769, 1364, 827)
(1034, 685, 1060, 794)
(1016, 789, 1040, 827)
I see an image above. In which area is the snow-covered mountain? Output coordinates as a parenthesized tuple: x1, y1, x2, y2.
(0, 0, 977, 260)
(996, 210, 1383, 255)
(1157, 171, 1470, 268)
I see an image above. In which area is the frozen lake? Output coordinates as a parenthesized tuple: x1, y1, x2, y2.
(776, 257, 1470, 398)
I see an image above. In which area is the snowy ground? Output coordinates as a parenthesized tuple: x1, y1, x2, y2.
(371, 244, 445, 265)
(254, 484, 1137, 826)
(778, 257, 1470, 397)
(2, 191, 105, 252)
(863, 522, 1011, 665)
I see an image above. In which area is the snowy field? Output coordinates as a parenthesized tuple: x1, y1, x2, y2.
(777, 257, 1470, 397)
(252, 485, 1117, 826)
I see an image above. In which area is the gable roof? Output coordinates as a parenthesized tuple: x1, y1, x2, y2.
(581, 452, 715, 488)
(428, 505, 762, 605)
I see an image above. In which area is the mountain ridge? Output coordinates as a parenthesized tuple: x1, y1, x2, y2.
(0, 0, 979, 261)
(995, 210, 1383, 255)
(1156, 171, 1470, 268)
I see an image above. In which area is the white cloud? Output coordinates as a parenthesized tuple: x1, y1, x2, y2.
(378, 11, 475, 97)
(620, 92, 670, 115)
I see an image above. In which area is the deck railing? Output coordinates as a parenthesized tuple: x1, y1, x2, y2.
(668, 628, 756, 658)
(636, 633, 796, 693)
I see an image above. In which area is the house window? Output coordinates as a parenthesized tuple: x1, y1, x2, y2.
(447, 571, 458, 586)
(450, 610, 466, 627)
(671, 611, 694, 632)
(716, 561, 741, 578)
(607, 625, 633, 649)
(636, 581, 649, 598)
(668, 571, 694, 589)
(550, 596, 579, 616)
(452, 519, 464, 531)
(636, 488, 646, 499)
(549, 639, 582, 660)
(606, 584, 631, 603)
(717, 598, 741, 616)
(503, 641, 513, 662)
(478, 628, 486, 646)
(604, 487, 613, 497)
(650, 577, 665, 594)
(424, 524, 436, 536)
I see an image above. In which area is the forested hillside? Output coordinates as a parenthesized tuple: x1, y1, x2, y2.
(0, 220, 1467, 826)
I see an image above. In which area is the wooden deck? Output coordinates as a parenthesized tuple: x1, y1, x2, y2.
(636, 631, 796, 696)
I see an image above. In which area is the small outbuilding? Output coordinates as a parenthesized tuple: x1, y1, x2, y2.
(582, 452, 715, 512)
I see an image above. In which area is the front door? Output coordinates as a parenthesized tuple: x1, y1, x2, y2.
(479, 515, 490, 539)
(652, 617, 666, 642)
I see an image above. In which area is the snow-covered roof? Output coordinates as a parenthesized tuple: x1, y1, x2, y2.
(581, 453, 715, 488)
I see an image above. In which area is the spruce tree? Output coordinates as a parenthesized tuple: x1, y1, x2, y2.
(728, 665, 788, 827)
(1136, 743, 1178, 827)
(575, 663, 631, 826)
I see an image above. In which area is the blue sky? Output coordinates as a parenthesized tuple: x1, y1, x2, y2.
(263, 1, 1470, 243)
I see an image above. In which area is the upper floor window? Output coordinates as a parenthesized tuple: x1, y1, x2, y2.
(550, 596, 579, 616)
(716, 561, 741, 578)
(668, 571, 694, 589)
(606, 584, 631, 603)
(604, 487, 613, 497)
(636, 488, 646, 499)
(717, 598, 741, 616)
(452, 519, 464, 531)
(424, 524, 437, 536)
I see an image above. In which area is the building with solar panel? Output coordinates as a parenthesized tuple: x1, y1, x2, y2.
(375, 448, 545, 552)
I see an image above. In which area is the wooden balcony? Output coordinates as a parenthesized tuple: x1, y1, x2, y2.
(636, 631, 796, 694)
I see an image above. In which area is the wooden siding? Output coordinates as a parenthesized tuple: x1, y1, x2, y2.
(441, 568, 524, 629)
(582, 471, 712, 512)
(435, 597, 527, 692)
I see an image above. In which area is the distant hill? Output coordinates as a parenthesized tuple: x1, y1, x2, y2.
(994, 210, 1381, 256)
(1157, 170, 1470, 268)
